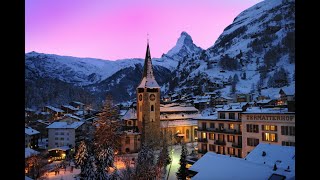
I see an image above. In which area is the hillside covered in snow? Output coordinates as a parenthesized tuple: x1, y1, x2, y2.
(25, 0, 295, 108)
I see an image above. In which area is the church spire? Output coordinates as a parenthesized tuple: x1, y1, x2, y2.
(142, 41, 154, 79)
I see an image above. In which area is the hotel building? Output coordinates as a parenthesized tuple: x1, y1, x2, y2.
(241, 107, 295, 156)
(195, 105, 244, 158)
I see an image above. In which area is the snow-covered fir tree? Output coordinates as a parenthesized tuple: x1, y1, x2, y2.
(75, 141, 89, 173)
(228, 75, 233, 83)
(135, 144, 156, 180)
(176, 142, 189, 180)
(233, 73, 239, 83)
(156, 131, 172, 179)
(120, 160, 134, 180)
(75, 141, 96, 180)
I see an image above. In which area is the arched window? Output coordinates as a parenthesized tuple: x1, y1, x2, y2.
(151, 105, 154, 111)
(186, 129, 190, 139)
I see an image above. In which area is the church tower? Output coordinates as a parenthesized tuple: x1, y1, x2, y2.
(137, 42, 160, 147)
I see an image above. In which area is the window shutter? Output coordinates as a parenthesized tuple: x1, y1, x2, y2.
(275, 126, 277, 131)
(262, 125, 265, 131)
(281, 126, 284, 135)
(246, 124, 249, 132)
(227, 135, 230, 142)
(275, 133, 278, 142)
(262, 133, 265, 141)
(257, 125, 259, 133)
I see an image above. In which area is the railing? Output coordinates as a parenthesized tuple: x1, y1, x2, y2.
(215, 140, 226, 145)
(197, 138, 208, 143)
(198, 128, 242, 135)
(232, 143, 242, 148)
(197, 149, 208, 154)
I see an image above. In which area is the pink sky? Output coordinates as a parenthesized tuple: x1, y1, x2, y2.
(25, 0, 261, 60)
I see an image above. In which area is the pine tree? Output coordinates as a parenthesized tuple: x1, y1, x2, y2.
(121, 160, 134, 180)
(228, 75, 233, 83)
(176, 142, 189, 180)
(250, 83, 255, 93)
(230, 81, 237, 95)
(135, 144, 156, 180)
(81, 155, 96, 180)
(75, 141, 96, 180)
(156, 131, 172, 179)
(233, 74, 239, 83)
(75, 141, 89, 173)
(241, 72, 247, 80)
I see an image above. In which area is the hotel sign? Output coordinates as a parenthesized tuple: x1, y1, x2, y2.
(246, 115, 294, 121)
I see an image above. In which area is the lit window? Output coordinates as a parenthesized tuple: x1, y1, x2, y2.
(263, 133, 277, 142)
(202, 132, 206, 139)
(229, 124, 234, 130)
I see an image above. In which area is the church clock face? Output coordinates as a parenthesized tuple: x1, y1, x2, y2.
(139, 94, 142, 101)
(149, 94, 155, 101)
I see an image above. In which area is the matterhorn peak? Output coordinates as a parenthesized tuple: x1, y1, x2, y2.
(165, 31, 202, 58)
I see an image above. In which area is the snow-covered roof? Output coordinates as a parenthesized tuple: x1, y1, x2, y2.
(63, 114, 82, 121)
(25, 108, 35, 112)
(193, 114, 218, 121)
(46, 122, 84, 129)
(189, 151, 295, 180)
(25, 176, 33, 180)
(25, 127, 40, 135)
(160, 106, 198, 113)
(193, 99, 209, 103)
(25, 148, 39, 158)
(218, 108, 243, 112)
(257, 99, 272, 104)
(160, 120, 197, 128)
(171, 93, 179, 97)
(243, 107, 292, 114)
(36, 119, 50, 125)
(45, 105, 64, 113)
(71, 101, 85, 105)
(48, 145, 71, 151)
(160, 113, 198, 120)
(137, 77, 160, 88)
(245, 143, 295, 171)
(280, 86, 295, 96)
(61, 105, 79, 111)
(74, 110, 85, 116)
(122, 108, 137, 120)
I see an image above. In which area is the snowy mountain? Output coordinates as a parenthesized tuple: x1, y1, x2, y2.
(169, 0, 295, 99)
(25, 0, 295, 108)
(25, 51, 177, 86)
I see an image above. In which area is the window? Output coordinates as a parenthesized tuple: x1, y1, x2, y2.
(55, 143, 58, 146)
(194, 128, 198, 138)
(282, 141, 295, 146)
(60, 138, 64, 140)
(281, 126, 295, 136)
(55, 132, 58, 135)
(262, 125, 277, 131)
(262, 132, 277, 142)
(202, 122, 207, 130)
(229, 113, 235, 119)
(151, 105, 154, 111)
(67, 133, 69, 135)
(209, 133, 215, 140)
(125, 137, 130, 144)
(55, 137, 58, 140)
(186, 129, 190, 139)
(228, 147, 235, 155)
(219, 113, 225, 119)
(60, 132, 64, 135)
(229, 124, 234, 130)
(247, 138, 259, 146)
(209, 144, 215, 151)
(219, 123, 224, 130)
(228, 135, 234, 142)
(127, 121, 132, 126)
(246, 124, 259, 133)
(210, 123, 215, 129)
(202, 132, 207, 139)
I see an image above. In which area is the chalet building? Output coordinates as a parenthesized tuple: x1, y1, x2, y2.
(43, 105, 64, 120)
(211, 96, 233, 106)
(69, 101, 85, 110)
(25, 148, 40, 176)
(236, 93, 253, 102)
(241, 107, 295, 156)
(60, 105, 79, 114)
(278, 88, 295, 106)
(25, 108, 36, 118)
(25, 127, 40, 149)
(195, 107, 244, 158)
(193, 95, 211, 111)
(46, 121, 85, 149)
(256, 99, 277, 107)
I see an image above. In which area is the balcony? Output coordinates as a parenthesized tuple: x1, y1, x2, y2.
(215, 140, 226, 145)
(232, 143, 242, 148)
(197, 138, 208, 143)
(225, 129, 242, 135)
(198, 149, 208, 154)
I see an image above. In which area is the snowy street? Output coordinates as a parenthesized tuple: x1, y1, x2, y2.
(166, 143, 197, 180)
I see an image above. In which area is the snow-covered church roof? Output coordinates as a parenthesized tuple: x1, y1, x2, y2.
(137, 42, 160, 88)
